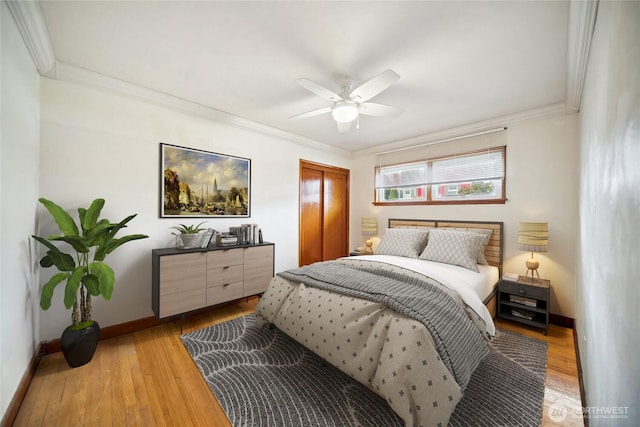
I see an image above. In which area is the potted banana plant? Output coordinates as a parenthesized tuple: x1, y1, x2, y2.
(32, 198, 148, 367)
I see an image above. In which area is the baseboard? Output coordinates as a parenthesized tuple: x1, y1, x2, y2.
(41, 315, 170, 355)
(0, 343, 43, 427)
(573, 327, 589, 427)
(40, 298, 254, 355)
(550, 313, 574, 329)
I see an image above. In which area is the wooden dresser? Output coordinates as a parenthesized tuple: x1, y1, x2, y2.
(152, 243, 274, 319)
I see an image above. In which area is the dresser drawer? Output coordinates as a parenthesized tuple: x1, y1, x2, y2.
(207, 264, 243, 287)
(501, 280, 547, 299)
(207, 248, 243, 269)
(206, 281, 243, 306)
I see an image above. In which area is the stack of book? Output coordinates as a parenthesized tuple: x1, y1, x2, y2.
(509, 295, 537, 308)
(215, 232, 238, 246)
(502, 273, 519, 281)
(229, 224, 262, 245)
(511, 308, 536, 320)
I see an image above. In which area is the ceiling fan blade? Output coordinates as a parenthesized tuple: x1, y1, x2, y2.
(289, 106, 332, 119)
(296, 78, 342, 102)
(358, 102, 403, 117)
(348, 69, 400, 103)
(337, 120, 353, 134)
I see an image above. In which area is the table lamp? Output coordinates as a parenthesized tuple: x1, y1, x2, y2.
(361, 217, 378, 254)
(518, 221, 548, 280)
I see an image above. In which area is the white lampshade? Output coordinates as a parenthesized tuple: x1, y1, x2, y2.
(332, 101, 358, 123)
(518, 222, 548, 252)
(361, 217, 378, 236)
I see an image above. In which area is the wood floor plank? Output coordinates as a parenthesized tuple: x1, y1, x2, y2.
(82, 345, 106, 427)
(13, 298, 582, 427)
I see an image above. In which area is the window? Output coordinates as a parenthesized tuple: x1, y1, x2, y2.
(374, 146, 506, 205)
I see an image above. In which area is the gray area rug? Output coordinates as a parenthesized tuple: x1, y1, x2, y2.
(181, 315, 547, 427)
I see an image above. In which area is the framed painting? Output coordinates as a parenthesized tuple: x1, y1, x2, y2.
(160, 143, 251, 218)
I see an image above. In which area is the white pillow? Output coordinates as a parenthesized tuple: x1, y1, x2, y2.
(375, 228, 429, 258)
(446, 227, 493, 265)
(418, 229, 486, 272)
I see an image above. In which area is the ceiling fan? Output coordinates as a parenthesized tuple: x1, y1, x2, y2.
(290, 69, 403, 133)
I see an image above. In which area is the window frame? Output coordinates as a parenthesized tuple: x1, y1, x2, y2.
(373, 146, 506, 206)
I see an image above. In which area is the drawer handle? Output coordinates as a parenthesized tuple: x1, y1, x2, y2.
(222, 266, 229, 270)
(223, 283, 230, 287)
(519, 290, 526, 294)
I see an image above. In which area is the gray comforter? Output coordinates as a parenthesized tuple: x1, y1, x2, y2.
(277, 261, 488, 390)
(255, 258, 491, 427)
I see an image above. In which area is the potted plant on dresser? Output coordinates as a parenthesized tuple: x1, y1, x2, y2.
(171, 221, 208, 249)
(32, 198, 148, 367)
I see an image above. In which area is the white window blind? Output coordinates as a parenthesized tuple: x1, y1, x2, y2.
(430, 149, 504, 185)
(374, 146, 506, 204)
(375, 162, 427, 188)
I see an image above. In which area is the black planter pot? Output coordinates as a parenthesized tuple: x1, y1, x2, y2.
(60, 321, 100, 367)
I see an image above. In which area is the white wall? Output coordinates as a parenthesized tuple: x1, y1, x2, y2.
(0, 1, 41, 419)
(38, 77, 351, 341)
(351, 113, 580, 318)
(577, 1, 640, 423)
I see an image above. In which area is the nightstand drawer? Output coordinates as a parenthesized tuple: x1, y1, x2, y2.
(501, 280, 547, 299)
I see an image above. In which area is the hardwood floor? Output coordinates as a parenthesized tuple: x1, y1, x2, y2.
(496, 319, 585, 427)
(13, 298, 583, 426)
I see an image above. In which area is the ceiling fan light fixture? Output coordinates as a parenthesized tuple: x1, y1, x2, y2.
(332, 101, 359, 123)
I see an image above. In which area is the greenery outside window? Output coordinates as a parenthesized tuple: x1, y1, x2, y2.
(374, 146, 506, 205)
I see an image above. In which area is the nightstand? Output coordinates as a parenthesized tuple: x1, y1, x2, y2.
(498, 275, 550, 335)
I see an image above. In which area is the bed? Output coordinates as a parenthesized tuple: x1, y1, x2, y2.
(255, 219, 503, 427)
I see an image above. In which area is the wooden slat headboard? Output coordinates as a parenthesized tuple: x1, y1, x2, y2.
(388, 218, 504, 275)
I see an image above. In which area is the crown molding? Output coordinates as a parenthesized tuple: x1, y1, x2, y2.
(566, 0, 599, 112)
(353, 102, 569, 157)
(54, 63, 348, 155)
(5, 0, 57, 77)
(52, 62, 348, 156)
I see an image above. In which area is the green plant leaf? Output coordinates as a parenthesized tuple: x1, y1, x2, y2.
(49, 235, 90, 253)
(84, 221, 115, 248)
(31, 235, 58, 252)
(78, 208, 87, 230)
(46, 249, 76, 272)
(108, 214, 136, 238)
(171, 221, 206, 234)
(39, 255, 54, 268)
(82, 274, 100, 296)
(40, 272, 68, 310)
(38, 198, 79, 236)
(94, 234, 149, 262)
(63, 267, 85, 309)
(82, 198, 105, 232)
(31, 235, 71, 269)
(91, 263, 115, 300)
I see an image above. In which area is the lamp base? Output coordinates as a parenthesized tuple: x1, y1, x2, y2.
(364, 238, 374, 255)
(524, 268, 540, 281)
(524, 256, 540, 281)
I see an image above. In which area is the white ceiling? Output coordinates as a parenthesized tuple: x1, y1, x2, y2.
(31, 1, 572, 152)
